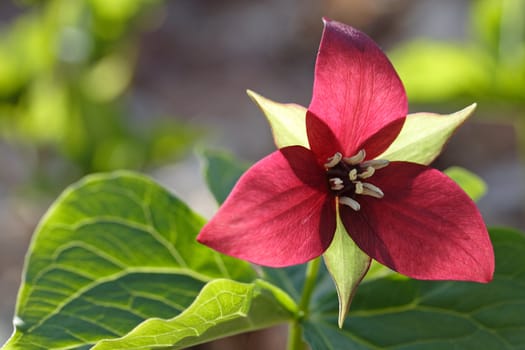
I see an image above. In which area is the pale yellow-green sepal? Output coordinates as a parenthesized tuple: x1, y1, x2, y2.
(246, 89, 308, 149)
(379, 104, 477, 165)
(323, 208, 371, 328)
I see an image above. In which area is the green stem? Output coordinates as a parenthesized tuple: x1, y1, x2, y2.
(299, 257, 322, 311)
(287, 257, 322, 350)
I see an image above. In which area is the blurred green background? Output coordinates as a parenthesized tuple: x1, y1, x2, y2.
(0, 0, 523, 348)
(0, 0, 198, 190)
(390, 0, 525, 143)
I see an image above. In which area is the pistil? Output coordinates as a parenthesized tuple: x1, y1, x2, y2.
(324, 149, 388, 211)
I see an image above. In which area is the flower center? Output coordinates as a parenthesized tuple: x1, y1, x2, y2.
(324, 149, 388, 211)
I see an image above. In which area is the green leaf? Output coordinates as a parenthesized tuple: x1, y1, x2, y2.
(247, 89, 308, 148)
(379, 104, 477, 165)
(444, 166, 487, 202)
(303, 228, 525, 349)
(261, 264, 311, 303)
(2, 171, 256, 350)
(389, 42, 489, 103)
(323, 213, 371, 328)
(200, 149, 249, 205)
(91, 279, 296, 349)
(265, 264, 342, 308)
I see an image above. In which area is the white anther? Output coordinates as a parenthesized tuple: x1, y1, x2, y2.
(348, 168, 358, 181)
(339, 196, 361, 211)
(354, 181, 363, 194)
(329, 178, 344, 191)
(325, 152, 342, 168)
(358, 166, 375, 179)
(361, 182, 384, 198)
(344, 149, 366, 165)
(360, 159, 389, 170)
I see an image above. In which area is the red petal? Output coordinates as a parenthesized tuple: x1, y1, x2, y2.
(340, 162, 494, 282)
(306, 110, 342, 165)
(197, 146, 336, 267)
(309, 19, 408, 160)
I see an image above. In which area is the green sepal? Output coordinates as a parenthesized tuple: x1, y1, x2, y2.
(247, 89, 308, 148)
(322, 209, 371, 328)
(247, 90, 476, 167)
(379, 104, 477, 165)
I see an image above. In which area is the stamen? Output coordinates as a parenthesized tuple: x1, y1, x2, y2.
(354, 181, 363, 194)
(344, 149, 366, 165)
(348, 168, 358, 181)
(329, 178, 344, 191)
(339, 196, 361, 211)
(358, 166, 375, 179)
(360, 159, 389, 170)
(325, 149, 388, 203)
(361, 182, 384, 198)
(325, 152, 342, 168)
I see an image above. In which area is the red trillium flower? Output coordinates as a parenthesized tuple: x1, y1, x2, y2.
(197, 19, 494, 282)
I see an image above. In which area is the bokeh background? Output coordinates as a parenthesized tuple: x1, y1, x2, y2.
(1, 0, 524, 348)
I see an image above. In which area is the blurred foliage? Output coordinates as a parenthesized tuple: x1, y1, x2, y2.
(390, 0, 525, 158)
(444, 166, 487, 202)
(0, 0, 198, 190)
(390, 0, 525, 107)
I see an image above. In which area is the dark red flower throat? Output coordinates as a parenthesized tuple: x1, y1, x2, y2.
(325, 149, 388, 211)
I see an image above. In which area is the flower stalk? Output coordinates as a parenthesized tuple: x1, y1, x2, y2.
(287, 257, 322, 350)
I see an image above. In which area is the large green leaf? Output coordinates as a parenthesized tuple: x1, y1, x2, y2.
(91, 279, 296, 349)
(2, 171, 257, 350)
(303, 228, 525, 349)
(379, 104, 477, 165)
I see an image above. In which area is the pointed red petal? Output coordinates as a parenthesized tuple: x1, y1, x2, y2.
(197, 146, 336, 267)
(309, 19, 408, 159)
(305, 110, 342, 165)
(340, 162, 494, 282)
